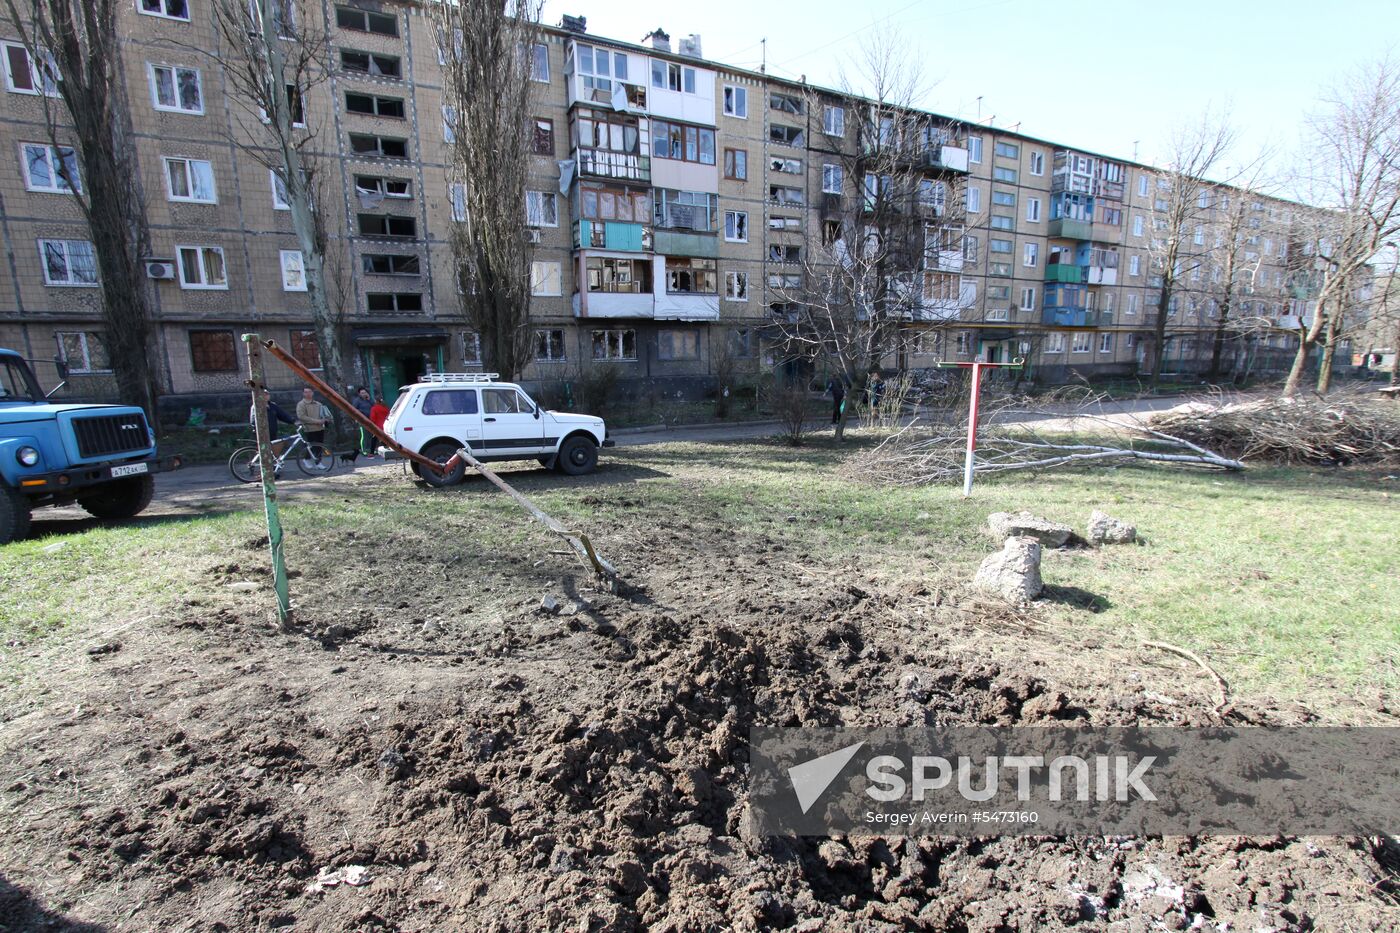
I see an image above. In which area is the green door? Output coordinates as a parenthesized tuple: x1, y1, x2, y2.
(377, 353, 402, 404)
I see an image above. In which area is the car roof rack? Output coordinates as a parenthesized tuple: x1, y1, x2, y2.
(422, 372, 499, 384)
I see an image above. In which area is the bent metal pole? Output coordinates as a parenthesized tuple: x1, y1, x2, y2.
(936, 356, 1025, 497)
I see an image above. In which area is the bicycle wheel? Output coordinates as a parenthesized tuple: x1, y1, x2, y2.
(297, 443, 336, 476)
(229, 446, 263, 484)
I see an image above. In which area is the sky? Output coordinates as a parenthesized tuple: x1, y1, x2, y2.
(540, 0, 1399, 174)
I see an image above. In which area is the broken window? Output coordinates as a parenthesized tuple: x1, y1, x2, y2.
(651, 119, 715, 164)
(823, 105, 844, 137)
(653, 189, 716, 231)
(725, 272, 748, 301)
(723, 84, 747, 117)
(341, 49, 400, 78)
(586, 257, 651, 293)
(770, 92, 802, 115)
(724, 210, 747, 242)
(769, 156, 802, 174)
(665, 257, 717, 294)
(770, 124, 803, 147)
(592, 329, 636, 361)
(362, 254, 420, 276)
(769, 244, 800, 263)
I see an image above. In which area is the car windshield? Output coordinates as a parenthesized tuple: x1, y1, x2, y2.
(0, 357, 41, 402)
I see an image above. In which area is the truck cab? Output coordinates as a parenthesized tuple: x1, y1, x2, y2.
(382, 373, 612, 486)
(0, 349, 180, 544)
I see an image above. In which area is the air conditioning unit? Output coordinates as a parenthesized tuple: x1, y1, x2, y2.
(145, 259, 176, 280)
(524, 229, 542, 244)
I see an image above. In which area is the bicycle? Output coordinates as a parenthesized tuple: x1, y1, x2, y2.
(228, 428, 337, 483)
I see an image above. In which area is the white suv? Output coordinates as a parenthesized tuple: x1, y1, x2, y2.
(382, 374, 612, 486)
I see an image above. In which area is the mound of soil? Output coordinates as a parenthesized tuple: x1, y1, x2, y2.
(2, 494, 1396, 931)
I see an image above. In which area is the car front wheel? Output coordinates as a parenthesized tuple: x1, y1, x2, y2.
(557, 436, 598, 476)
(0, 485, 32, 545)
(419, 441, 466, 487)
(78, 474, 156, 520)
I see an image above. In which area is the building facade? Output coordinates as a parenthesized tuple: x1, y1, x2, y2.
(0, 3, 1328, 416)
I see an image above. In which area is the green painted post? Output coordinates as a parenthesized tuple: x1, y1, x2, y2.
(244, 334, 292, 626)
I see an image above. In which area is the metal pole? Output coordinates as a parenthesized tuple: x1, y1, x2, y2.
(244, 334, 291, 626)
(963, 361, 982, 497)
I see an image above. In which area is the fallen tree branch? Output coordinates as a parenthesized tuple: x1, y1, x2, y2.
(1143, 640, 1231, 714)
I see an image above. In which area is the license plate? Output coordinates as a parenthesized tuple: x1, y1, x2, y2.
(110, 462, 149, 478)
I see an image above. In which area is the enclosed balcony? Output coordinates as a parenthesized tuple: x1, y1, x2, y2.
(574, 220, 652, 252)
(1041, 283, 1092, 327)
(573, 147, 650, 183)
(925, 145, 969, 172)
(1048, 217, 1093, 240)
(1044, 263, 1082, 284)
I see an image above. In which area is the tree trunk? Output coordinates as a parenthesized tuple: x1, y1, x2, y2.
(1315, 314, 1342, 394)
(1149, 279, 1173, 389)
(1392, 315, 1400, 387)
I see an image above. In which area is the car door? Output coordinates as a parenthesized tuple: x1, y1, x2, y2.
(418, 388, 482, 452)
(480, 387, 544, 456)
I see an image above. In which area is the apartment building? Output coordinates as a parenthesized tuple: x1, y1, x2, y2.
(0, 3, 1323, 415)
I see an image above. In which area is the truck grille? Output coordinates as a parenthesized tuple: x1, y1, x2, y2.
(73, 412, 151, 459)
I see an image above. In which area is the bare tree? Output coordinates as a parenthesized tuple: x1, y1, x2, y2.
(1199, 159, 1278, 382)
(772, 34, 969, 440)
(1144, 116, 1236, 387)
(211, 0, 349, 420)
(1282, 57, 1400, 396)
(3, 0, 162, 418)
(429, 0, 543, 382)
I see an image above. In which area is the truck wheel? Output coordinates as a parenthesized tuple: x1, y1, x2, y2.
(78, 474, 155, 521)
(557, 436, 597, 476)
(419, 441, 466, 487)
(0, 486, 32, 545)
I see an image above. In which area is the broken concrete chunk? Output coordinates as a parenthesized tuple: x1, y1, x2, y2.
(1087, 510, 1137, 545)
(538, 594, 560, 615)
(972, 536, 1043, 606)
(987, 511, 1073, 548)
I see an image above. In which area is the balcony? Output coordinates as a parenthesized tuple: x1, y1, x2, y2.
(653, 229, 718, 258)
(573, 147, 650, 183)
(1085, 265, 1118, 286)
(1042, 307, 1096, 327)
(1049, 217, 1093, 240)
(654, 292, 720, 322)
(570, 80, 648, 112)
(575, 220, 651, 252)
(573, 290, 655, 319)
(926, 145, 969, 172)
(1044, 263, 1083, 284)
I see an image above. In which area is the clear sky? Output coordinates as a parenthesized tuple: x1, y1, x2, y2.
(540, 0, 1398, 172)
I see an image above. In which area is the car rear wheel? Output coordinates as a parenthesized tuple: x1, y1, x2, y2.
(557, 436, 597, 476)
(78, 474, 155, 521)
(0, 485, 32, 545)
(419, 441, 466, 487)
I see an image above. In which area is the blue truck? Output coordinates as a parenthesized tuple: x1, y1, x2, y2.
(0, 347, 181, 544)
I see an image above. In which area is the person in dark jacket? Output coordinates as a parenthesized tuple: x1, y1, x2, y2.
(249, 399, 297, 453)
(351, 387, 376, 457)
(825, 374, 846, 424)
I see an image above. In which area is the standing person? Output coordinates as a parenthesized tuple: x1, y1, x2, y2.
(825, 373, 846, 425)
(250, 398, 297, 456)
(351, 387, 376, 457)
(867, 369, 885, 411)
(370, 396, 390, 431)
(296, 387, 328, 448)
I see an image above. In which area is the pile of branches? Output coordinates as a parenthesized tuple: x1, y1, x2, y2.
(1150, 389, 1400, 465)
(846, 391, 1243, 487)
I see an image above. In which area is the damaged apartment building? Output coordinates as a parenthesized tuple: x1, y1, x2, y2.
(0, 3, 1327, 414)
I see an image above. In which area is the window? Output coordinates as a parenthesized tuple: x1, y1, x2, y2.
(992, 190, 1015, 208)
(962, 234, 979, 262)
(340, 49, 400, 78)
(1023, 243, 1038, 267)
(920, 179, 946, 212)
(1100, 206, 1122, 226)
(990, 262, 1011, 277)
(358, 214, 416, 238)
(21, 143, 80, 193)
(148, 63, 203, 114)
(280, 249, 306, 291)
(992, 166, 1017, 183)
(1125, 333, 1136, 350)
(256, 83, 305, 127)
(723, 148, 747, 180)
(725, 271, 748, 301)
(449, 183, 467, 222)
(657, 329, 700, 360)
(139, 0, 189, 20)
(535, 329, 566, 362)
(987, 285, 1010, 301)
(769, 244, 800, 263)
(336, 6, 397, 36)
(56, 331, 110, 373)
(1026, 197, 1041, 222)
(968, 136, 983, 163)
(1029, 151, 1044, 176)
(723, 210, 748, 242)
(966, 186, 981, 213)
(279, 330, 316, 371)
(665, 257, 716, 294)
(349, 134, 408, 158)
(989, 238, 1012, 254)
(731, 328, 754, 358)
(1020, 286, 1036, 310)
(1071, 332, 1091, 353)
(1099, 333, 1113, 354)
(592, 329, 636, 361)
(653, 189, 716, 231)
(39, 239, 97, 286)
(994, 141, 1019, 159)
(190, 330, 237, 372)
(770, 185, 804, 206)
(3, 42, 59, 96)
(986, 308, 1008, 321)
(723, 84, 747, 118)
(586, 256, 651, 293)
(1129, 255, 1141, 276)
(1193, 225, 1205, 246)
(271, 170, 291, 209)
(823, 105, 845, 136)
(651, 120, 716, 164)
(525, 190, 558, 227)
(1044, 333, 1065, 353)
(442, 105, 456, 143)
(651, 60, 694, 93)
(1132, 215, 1144, 237)
(345, 92, 405, 118)
(770, 156, 802, 175)
(821, 164, 842, 195)
(362, 253, 419, 276)
(956, 332, 972, 355)
(531, 118, 554, 155)
(1138, 175, 1149, 197)
(163, 157, 216, 203)
(460, 331, 481, 365)
(366, 292, 423, 312)
(923, 272, 959, 301)
(177, 246, 228, 289)
(770, 92, 802, 115)
(769, 124, 803, 147)
(990, 215, 1014, 231)
(530, 260, 561, 296)
(529, 42, 549, 81)
(423, 389, 479, 416)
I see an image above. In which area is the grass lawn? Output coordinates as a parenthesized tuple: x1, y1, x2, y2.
(3, 434, 1395, 716)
